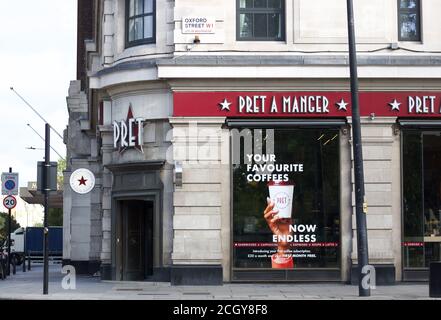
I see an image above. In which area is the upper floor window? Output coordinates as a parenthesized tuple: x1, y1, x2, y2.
(126, 0, 155, 47)
(237, 0, 285, 41)
(398, 0, 421, 41)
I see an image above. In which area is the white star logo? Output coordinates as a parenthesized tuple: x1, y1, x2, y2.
(336, 99, 349, 111)
(219, 98, 232, 111)
(389, 99, 401, 111)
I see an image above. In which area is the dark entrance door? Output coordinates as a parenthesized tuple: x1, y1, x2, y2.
(121, 200, 154, 281)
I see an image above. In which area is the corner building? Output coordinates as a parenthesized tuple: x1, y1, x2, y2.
(64, 0, 441, 284)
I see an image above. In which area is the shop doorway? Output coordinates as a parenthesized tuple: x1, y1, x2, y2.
(403, 130, 441, 280)
(119, 200, 154, 281)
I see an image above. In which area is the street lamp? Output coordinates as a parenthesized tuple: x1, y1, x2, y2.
(346, 0, 371, 297)
(26, 146, 45, 151)
(10, 87, 64, 140)
(26, 124, 65, 160)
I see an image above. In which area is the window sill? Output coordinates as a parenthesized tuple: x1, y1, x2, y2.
(125, 39, 156, 49)
(237, 39, 286, 42)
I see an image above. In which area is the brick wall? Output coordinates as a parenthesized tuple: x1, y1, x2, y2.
(77, 0, 95, 90)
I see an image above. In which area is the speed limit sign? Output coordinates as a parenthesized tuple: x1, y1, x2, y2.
(3, 195, 17, 209)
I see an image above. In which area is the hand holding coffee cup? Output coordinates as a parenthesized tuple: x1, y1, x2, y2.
(263, 197, 294, 268)
(263, 197, 292, 249)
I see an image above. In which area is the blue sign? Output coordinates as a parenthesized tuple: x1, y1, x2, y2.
(1, 172, 19, 195)
(5, 180, 15, 191)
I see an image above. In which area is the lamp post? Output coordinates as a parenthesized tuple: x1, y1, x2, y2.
(43, 123, 50, 295)
(27, 124, 65, 160)
(10, 87, 64, 140)
(6, 167, 12, 276)
(346, 0, 371, 297)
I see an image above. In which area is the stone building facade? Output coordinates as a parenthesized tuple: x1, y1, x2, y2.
(64, 0, 441, 284)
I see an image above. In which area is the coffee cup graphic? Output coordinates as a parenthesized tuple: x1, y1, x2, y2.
(268, 181, 294, 219)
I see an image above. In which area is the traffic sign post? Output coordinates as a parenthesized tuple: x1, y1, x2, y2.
(2, 168, 18, 276)
(3, 195, 17, 210)
(1, 172, 19, 196)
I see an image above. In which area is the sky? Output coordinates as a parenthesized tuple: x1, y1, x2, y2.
(0, 0, 77, 187)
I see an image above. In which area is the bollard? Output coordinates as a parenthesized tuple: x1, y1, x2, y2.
(0, 256, 5, 280)
(6, 253, 9, 276)
(429, 262, 441, 298)
(27, 254, 31, 271)
(22, 255, 26, 273)
(12, 257, 16, 275)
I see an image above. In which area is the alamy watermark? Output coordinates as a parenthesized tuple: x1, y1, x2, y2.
(165, 121, 275, 166)
(361, 265, 376, 290)
(61, 265, 76, 290)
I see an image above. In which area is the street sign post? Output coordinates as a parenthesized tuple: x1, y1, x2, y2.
(2, 168, 18, 276)
(3, 195, 17, 210)
(1, 172, 19, 196)
(37, 162, 57, 192)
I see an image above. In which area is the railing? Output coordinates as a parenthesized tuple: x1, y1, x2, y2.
(25, 251, 62, 271)
(0, 250, 62, 279)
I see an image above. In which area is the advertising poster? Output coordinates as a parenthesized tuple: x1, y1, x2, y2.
(233, 128, 341, 269)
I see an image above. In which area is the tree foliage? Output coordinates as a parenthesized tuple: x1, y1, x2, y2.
(48, 208, 63, 226)
(57, 158, 67, 187)
(0, 212, 21, 243)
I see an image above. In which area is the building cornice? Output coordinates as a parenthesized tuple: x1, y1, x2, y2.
(89, 55, 441, 89)
(157, 55, 441, 66)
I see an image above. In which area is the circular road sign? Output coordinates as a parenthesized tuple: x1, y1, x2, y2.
(70, 168, 96, 194)
(5, 180, 16, 191)
(3, 195, 17, 210)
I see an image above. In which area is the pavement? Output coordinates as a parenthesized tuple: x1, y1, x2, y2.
(0, 263, 438, 300)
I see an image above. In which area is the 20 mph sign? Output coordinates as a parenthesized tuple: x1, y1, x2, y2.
(3, 195, 17, 210)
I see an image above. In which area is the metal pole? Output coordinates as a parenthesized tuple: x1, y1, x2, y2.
(346, 0, 370, 297)
(6, 167, 12, 276)
(12, 256, 16, 275)
(22, 231, 26, 273)
(43, 123, 50, 295)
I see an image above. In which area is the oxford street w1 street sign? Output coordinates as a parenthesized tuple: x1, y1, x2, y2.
(1, 172, 19, 196)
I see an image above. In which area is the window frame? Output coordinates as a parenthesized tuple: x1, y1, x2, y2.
(236, 0, 286, 42)
(397, 0, 421, 42)
(125, 0, 156, 48)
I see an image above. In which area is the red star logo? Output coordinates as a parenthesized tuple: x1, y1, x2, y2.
(78, 176, 87, 186)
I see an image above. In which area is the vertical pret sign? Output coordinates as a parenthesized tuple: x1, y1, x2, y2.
(1, 172, 19, 196)
(113, 105, 144, 154)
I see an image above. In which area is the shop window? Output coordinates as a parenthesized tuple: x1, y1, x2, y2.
(232, 128, 340, 273)
(398, 0, 421, 41)
(403, 131, 441, 269)
(126, 0, 155, 47)
(237, 0, 285, 41)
